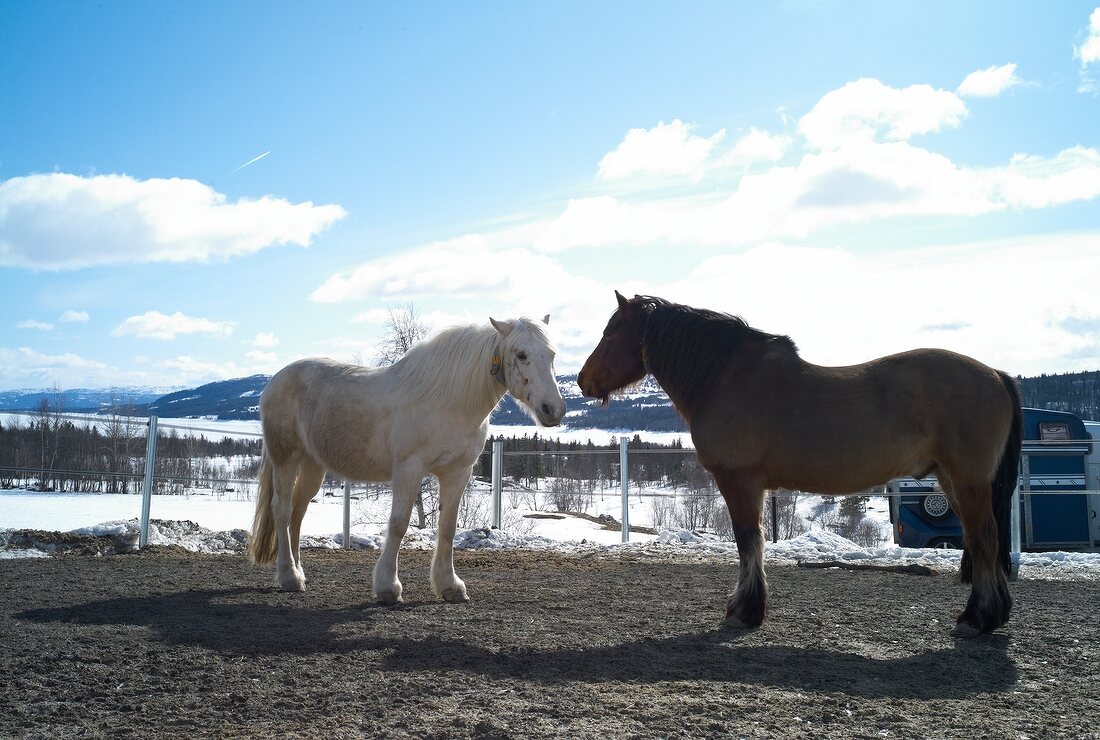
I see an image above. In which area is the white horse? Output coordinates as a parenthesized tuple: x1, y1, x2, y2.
(248, 317, 565, 603)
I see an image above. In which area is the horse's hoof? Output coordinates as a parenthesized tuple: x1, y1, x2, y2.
(722, 614, 749, 629)
(442, 589, 470, 604)
(951, 621, 981, 638)
(277, 573, 306, 592)
(375, 591, 403, 606)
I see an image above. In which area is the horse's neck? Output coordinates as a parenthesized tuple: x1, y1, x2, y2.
(647, 365, 699, 424)
(395, 330, 507, 420)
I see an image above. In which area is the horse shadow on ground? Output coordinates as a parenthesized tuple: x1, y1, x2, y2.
(370, 629, 1016, 701)
(15, 587, 397, 657)
(16, 590, 1014, 700)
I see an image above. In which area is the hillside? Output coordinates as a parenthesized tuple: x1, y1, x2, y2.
(1018, 371, 1100, 421)
(4, 370, 1098, 429)
(0, 387, 169, 413)
(138, 373, 690, 430)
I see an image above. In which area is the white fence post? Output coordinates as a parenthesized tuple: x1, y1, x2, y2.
(620, 437, 629, 543)
(1011, 453, 1027, 580)
(343, 479, 352, 549)
(491, 439, 503, 529)
(139, 415, 159, 548)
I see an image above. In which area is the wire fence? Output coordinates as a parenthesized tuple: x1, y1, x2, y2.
(2, 410, 1098, 553)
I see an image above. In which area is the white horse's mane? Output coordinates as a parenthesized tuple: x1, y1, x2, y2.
(389, 318, 553, 416)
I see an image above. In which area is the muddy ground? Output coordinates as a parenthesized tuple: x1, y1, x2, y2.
(1, 547, 1097, 739)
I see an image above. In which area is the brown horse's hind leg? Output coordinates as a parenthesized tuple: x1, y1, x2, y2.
(948, 480, 1012, 637)
(713, 467, 768, 629)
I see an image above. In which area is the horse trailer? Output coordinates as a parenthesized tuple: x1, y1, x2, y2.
(888, 408, 1099, 551)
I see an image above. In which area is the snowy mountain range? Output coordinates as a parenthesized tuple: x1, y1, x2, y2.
(4, 369, 1097, 430)
(0, 386, 176, 414)
(0, 374, 686, 431)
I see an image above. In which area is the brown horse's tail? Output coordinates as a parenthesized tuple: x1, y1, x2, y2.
(247, 449, 277, 565)
(992, 372, 1023, 577)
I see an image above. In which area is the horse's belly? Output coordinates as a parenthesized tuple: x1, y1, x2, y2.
(299, 420, 393, 482)
(767, 447, 919, 495)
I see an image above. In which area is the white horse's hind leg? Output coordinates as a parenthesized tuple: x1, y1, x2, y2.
(272, 454, 306, 592)
(373, 462, 426, 604)
(289, 456, 325, 582)
(431, 466, 473, 603)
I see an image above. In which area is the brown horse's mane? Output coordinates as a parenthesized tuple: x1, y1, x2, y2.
(636, 296, 797, 413)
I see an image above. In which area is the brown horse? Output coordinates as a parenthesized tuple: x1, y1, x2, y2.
(578, 292, 1022, 637)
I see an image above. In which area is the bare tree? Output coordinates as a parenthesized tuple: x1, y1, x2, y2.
(33, 386, 65, 491)
(375, 303, 432, 367)
(102, 389, 139, 493)
(374, 303, 435, 527)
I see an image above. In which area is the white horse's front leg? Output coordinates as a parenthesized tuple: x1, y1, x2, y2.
(430, 466, 473, 603)
(373, 463, 425, 604)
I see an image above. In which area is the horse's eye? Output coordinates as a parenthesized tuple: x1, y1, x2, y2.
(517, 351, 528, 362)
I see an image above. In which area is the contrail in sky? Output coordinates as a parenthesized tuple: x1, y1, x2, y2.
(230, 150, 271, 173)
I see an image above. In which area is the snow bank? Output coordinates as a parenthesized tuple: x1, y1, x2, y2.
(2, 512, 1099, 581)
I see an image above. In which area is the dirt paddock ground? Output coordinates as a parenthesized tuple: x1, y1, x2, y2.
(1, 547, 1098, 739)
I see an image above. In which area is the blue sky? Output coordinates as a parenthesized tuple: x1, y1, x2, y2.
(2, 1, 1099, 391)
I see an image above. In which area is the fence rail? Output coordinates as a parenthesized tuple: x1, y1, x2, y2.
(2, 411, 1097, 558)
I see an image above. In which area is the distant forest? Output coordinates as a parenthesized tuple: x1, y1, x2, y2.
(1018, 370, 1100, 421)
(2, 370, 1098, 493)
(0, 406, 261, 492)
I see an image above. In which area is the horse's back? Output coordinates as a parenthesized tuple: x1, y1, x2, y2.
(261, 358, 391, 472)
(694, 346, 1015, 491)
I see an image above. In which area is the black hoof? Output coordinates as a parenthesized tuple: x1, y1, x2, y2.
(724, 594, 766, 629)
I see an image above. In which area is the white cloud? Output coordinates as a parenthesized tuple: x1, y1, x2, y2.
(317, 232, 1100, 376)
(1077, 8, 1100, 92)
(1077, 7, 1100, 65)
(16, 319, 53, 331)
(153, 355, 265, 384)
(992, 146, 1100, 208)
(245, 350, 278, 364)
(350, 309, 391, 325)
(530, 138, 1100, 253)
(0, 173, 346, 270)
(597, 120, 725, 181)
(798, 78, 968, 150)
(250, 332, 279, 348)
(0, 346, 137, 389)
(305, 73, 1100, 377)
(311, 235, 583, 303)
(718, 128, 792, 168)
(112, 311, 236, 341)
(655, 235, 1100, 375)
(597, 121, 792, 183)
(59, 310, 90, 323)
(957, 63, 1022, 97)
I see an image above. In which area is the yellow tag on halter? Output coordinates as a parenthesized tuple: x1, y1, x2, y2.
(490, 353, 507, 386)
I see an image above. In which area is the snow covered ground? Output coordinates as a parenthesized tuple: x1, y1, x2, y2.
(3, 485, 1099, 580)
(3, 414, 1099, 578)
(2, 412, 688, 446)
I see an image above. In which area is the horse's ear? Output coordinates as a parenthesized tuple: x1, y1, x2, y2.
(615, 290, 629, 310)
(542, 314, 550, 325)
(490, 317, 513, 336)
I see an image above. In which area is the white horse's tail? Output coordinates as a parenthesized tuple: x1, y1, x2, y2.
(248, 449, 277, 565)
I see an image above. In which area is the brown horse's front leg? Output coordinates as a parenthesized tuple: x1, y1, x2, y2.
(713, 467, 768, 629)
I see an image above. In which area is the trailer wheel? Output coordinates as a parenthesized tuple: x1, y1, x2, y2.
(926, 536, 962, 550)
(920, 493, 952, 520)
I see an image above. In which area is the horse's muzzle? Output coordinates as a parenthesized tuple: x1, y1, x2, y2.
(537, 400, 566, 427)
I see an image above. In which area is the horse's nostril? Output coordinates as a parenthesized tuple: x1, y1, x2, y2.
(542, 403, 552, 416)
